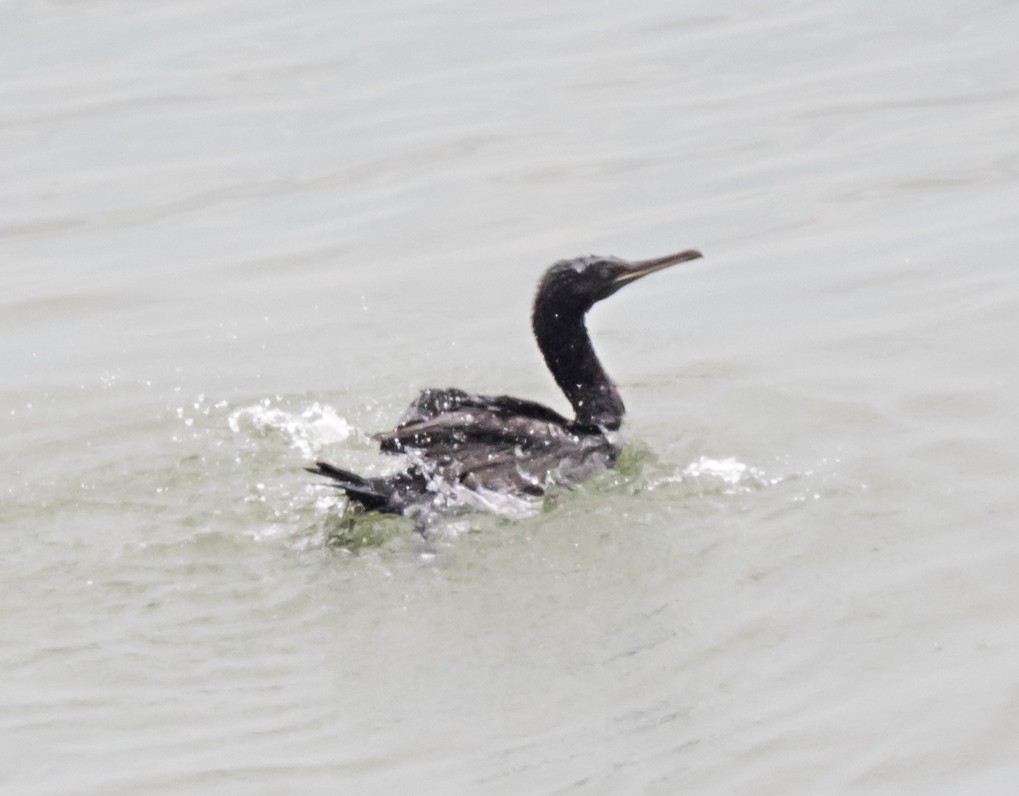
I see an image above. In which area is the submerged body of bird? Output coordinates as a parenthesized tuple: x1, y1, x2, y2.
(307, 249, 703, 526)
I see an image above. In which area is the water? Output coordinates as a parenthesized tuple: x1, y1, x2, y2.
(4, 0, 1019, 792)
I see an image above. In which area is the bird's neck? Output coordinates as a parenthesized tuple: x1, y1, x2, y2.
(532, 299, 625, 431)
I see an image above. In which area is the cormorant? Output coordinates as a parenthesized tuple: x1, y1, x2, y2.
(307, 248, 704, 520)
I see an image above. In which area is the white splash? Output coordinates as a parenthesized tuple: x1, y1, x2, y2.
(443, 483, 542, 519)
(228, 400, 352, 458)
(649, 455, 781, 494)
(684, 456, 755, 484)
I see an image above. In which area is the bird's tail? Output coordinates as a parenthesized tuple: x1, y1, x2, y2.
(305, 460, 391, 511)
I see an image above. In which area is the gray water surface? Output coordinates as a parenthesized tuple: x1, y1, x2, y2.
(4, 1, 1019, 793)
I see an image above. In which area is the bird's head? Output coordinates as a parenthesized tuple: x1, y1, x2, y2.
(535, 249, 703, 315)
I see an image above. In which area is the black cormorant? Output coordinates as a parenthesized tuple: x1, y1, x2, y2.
(307, 248, 704, 519)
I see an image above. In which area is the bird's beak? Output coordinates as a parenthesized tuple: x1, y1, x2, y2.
(613, 248, 703, 285)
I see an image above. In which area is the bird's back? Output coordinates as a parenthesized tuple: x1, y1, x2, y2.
(376, 387, 617, 498)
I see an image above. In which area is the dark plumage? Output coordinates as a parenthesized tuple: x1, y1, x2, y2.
(307, 249, 703, 520)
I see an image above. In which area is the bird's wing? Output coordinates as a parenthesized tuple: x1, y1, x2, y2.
(454, 435, 616, 495)
(374, 406, 577, 456)
(393, 388, 572, 428)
